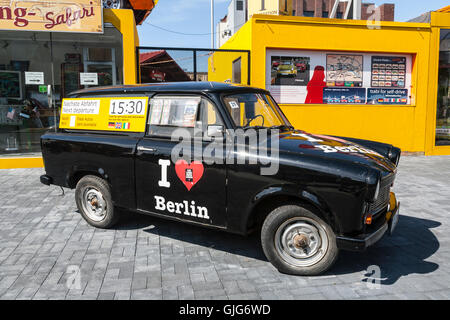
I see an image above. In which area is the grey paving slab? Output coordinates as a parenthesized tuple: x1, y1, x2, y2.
(0, 155, 449, 299)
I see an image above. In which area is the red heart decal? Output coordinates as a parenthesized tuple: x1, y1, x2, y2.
(175, 160, 204, 191)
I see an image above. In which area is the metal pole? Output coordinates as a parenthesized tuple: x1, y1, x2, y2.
(50, 32, 56, 132)
(211, 0, 214, 49)
(193, 50, 197, 81)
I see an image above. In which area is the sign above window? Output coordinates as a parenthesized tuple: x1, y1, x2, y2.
(0, 0, 103, 33)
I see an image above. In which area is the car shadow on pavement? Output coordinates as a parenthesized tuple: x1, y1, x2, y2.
(116, 211, 440, 283)
(328, 215, 441, 284)
(117, 209, 267, 261)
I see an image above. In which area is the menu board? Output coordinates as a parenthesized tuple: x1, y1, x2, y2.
(371, 56, 406, 88)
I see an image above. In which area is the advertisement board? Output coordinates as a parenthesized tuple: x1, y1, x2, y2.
(266, 49, 412, 105)
(59, 97, 149, 132)
(0, 0, 103, 33)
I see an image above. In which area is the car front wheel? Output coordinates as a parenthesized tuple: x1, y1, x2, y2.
(261, 204, 338, 276)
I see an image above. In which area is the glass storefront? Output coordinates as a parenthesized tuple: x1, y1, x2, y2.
(436, 29, 450, 146)
(0, 25, 123, 155)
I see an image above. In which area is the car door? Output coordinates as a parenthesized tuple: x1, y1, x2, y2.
(135, 94, 228, 228)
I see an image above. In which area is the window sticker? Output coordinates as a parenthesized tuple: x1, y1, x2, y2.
(229, 101, 239, 109)
(160, 100, 172, 125)
(182, 100, 199, 127)
(60, 97, 148, 132)
(150, 99, 164, 125)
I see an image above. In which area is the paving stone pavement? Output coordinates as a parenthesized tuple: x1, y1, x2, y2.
(0, 155, 449, 300)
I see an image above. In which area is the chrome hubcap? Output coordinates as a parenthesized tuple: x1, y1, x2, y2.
(82, 188, 107, 222)
(275, 217, 328, 267)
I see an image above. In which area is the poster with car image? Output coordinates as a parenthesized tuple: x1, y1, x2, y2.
(271, 56, 310, 86)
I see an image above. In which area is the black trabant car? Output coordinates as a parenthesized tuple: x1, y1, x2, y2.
(40, 82, 401, 275)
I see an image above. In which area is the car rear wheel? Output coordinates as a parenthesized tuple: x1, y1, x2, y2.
(261, 204, 338, 276)
(75, 175, 119, 229)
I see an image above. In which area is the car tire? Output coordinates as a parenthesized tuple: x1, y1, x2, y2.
(75, 175, 119, 229)
(261, 204, 338, 276)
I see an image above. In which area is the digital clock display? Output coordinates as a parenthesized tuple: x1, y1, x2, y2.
(109, 99, 147, 116)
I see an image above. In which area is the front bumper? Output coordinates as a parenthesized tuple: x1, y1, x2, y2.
(336, 192, 399, 252)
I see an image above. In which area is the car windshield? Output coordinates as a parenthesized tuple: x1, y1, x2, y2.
(223, 92, 292, 129)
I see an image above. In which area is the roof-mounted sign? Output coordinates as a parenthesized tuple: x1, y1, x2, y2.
(0, 0, 103, 33)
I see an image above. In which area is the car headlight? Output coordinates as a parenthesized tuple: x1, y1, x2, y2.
(388, 147, 401, 166)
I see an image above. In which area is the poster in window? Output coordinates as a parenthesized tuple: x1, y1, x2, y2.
(326, 54, 363, 87)
(323, 87, 366, 104)
(371, 56, 406, 88)
(367, 88, 408, 105)
(266, 49, 412, 105)
(182, 100, 199, 127)
(0, 71, 21, 99)
(270, 56, 310, 86)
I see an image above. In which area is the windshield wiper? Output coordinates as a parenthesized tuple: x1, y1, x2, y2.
(240, 125, 267, 130)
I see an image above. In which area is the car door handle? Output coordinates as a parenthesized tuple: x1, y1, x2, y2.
(137, 146, 157, 153)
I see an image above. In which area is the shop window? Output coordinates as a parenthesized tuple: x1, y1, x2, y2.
(232, 57, 242, 84)
(303, 11, 315, 17)
(322, 11, 329, 18)
(267, 49, 413, 106)
(0, 25, 123, 155)
(435, 29, 450, 146)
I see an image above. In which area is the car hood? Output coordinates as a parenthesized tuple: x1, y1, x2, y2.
(278, 65, 294, 70)
(276, 130, 396, 173)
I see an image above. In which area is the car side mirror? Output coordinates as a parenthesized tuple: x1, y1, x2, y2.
(207, 125, 224, 138)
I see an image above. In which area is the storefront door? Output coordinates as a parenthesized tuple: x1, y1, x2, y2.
(435, 29, 450, 147)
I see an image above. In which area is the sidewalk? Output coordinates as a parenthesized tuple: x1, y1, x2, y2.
(0, 156, 449, 300)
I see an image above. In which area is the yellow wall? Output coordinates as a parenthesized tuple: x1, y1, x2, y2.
(208, 22, 252, 84)
(0, 9, 139, 169)
(104, 9, 139, 85)
(214, 14, 450, 155)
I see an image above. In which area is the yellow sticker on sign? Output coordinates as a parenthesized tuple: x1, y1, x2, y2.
(60, 97, 149, 132)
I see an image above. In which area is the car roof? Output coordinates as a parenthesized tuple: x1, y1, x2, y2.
(69, 81, 269, 97)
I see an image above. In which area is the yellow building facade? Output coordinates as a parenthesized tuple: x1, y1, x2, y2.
(209, 8, 450, 156)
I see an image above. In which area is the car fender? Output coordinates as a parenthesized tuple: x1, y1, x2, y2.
(243, 184, 341, 234)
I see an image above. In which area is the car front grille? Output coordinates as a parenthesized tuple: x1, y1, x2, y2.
(368, 174, 395, 214)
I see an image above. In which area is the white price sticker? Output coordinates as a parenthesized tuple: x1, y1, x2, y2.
(229, 101, 239, 109)
(109, 99, 147, 116)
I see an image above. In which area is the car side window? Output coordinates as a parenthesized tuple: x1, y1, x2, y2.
(147, 95, 224, 138)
